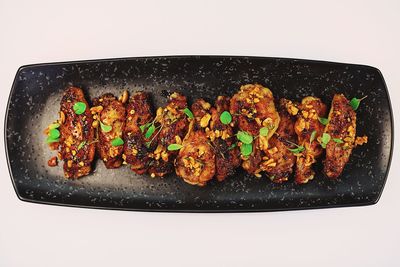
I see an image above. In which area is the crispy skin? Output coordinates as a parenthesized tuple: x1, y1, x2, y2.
(294, 97, 327, 184)
(261, 99, 297, 183)
(209, 96, 241, 181)
(324, 94, 356, 179)
(230, 84, 280, 176)
(176, 99, 216, 186)
(123, 92, 154, 174)
(93, 94, 126, 169)
(148, 92, 190, 177)
(59, 87, 95, 178)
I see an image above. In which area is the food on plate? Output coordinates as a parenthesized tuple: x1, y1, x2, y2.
(45, 84, 368, 186)
(58, 87, 96, 178)
(175, 99, 216, 186)
(123, 91, 154, 174)
(147, 92, 190, 177)
(92, 92, 126, 169)
(294, 96, 327, 184)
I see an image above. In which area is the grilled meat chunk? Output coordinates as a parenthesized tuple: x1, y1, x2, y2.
(324, 94, 357, 179)
(230, 84, 280, 176)
(176, 99, 216, 186)
(294, 97, 327, 184)
(92, 93, 126, 169)
(59, 87, 95, 178)
(209, 96, 241, 181)
(123, 92, 154, 174)
(148, 92, 190, 177)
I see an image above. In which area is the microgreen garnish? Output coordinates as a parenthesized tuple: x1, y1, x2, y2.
(49, 128, 60, 139)
(100, 121, 112, 133)
(310, 130, 317, 144)
(140, 123, 151, 133)
(350, 96, 367, 111)
(145, 124, 156, 139)
(73, 102, 86, 115)
(49, 123, 60, 129)
(259, 127, 269, 137)
(167, 143, 183, 151)
(111, 137, 124, 146)
(237, 131, 253, 144)
(320, 133, 331, 148)
(46, 136, 60, 143)
(78, 141, 86, 150)
(318, 117, 329, 125)
(228, 143, 237, 150)
(220, 111, 232, 125)
(183, 108, 194, 119)
(333, 138, 344, 144)
(240, 143, 253, 156)
(288, 145, 305, 154)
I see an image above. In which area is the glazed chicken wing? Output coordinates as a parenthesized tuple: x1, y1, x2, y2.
(148, 92, 190, 177)
(92, 93, 126, 169)
(59, 87, 95, 178)
(324, 94, 357, 179)
(294, 97, 327, 184)
(176, 99, 216, 186)
(230, 84, 280, 177)
(208, 96, 241, 181)
(123, 92, 154, 174)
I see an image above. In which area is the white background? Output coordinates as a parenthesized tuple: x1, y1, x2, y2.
(0, 0, 398, 266)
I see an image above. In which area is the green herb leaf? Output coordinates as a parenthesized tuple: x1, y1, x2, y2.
(167, 143, 183, 151)
(240, 143, 253, 156)
(49, 123, 60, 129)
(46, 136, 60, 143)
(183, 108, 194, 119)
(111, 137, 124, 146)
(318, 117, 329, 125)
(237, 131, 253, 144)
(145, 124, 156, 139)
(333, 138, 344, 143)
(350, 96, 367, 111)
(73, 102, 86, 115)
(259, 127, 269, 137)
(220, 111, 232, 125)
(78, 141, 86, 150)
(140, 123, 151, 133)
(288, 146, 305, 154)
(320, 133, 331, 148)
(100, 121, 112, 133)
(310, 130, 317, 144)
(49, 128, 60, 139)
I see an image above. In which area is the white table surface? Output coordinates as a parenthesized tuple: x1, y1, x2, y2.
(0, 1, 399, 266)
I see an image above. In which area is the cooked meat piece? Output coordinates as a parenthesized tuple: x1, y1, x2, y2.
(92, 93, 126, 169)
(294, 96, 327, 184)
(123, 92, 154, 174)
(148, 92, 190, 177)
(208, 96, 241, 181)
(324, 94, 357, 179)
(230, 84, 280, 176)
(59, 87, 95, 178)
(261, 99, 297, 183)
(176, 99, 216, 186)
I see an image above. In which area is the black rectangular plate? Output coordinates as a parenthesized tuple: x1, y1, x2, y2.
(5, 56, 393, 212)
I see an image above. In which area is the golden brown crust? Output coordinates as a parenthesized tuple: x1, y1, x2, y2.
(123, 92, 154, 174)
(148, 92, 190, 177)
(175, 99, 216, 186)
(92, 93, 126, 169)
(324, 94, 356, 179)
(294, 97, 327, 184)
(209, 96, 241, 181)
(59, 87, 95, 179)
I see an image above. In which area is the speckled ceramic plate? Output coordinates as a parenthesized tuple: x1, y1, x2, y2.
(5, 56, 393, 212)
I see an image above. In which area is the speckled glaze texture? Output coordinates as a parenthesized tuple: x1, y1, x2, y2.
(5, 56, 393, 212)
